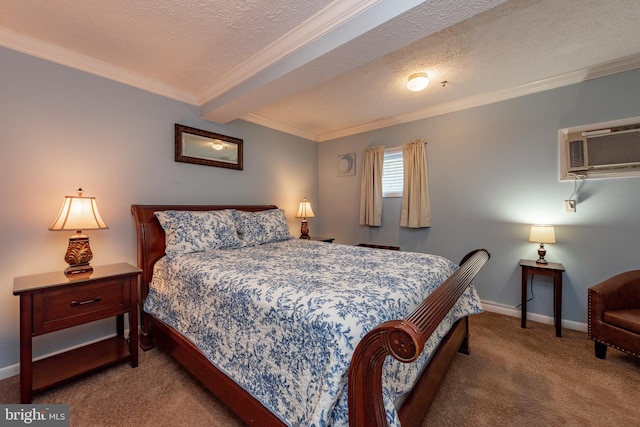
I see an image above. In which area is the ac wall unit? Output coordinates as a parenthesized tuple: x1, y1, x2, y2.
(566, 124, 640, 173)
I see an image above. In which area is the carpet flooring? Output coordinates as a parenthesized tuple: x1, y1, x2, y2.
(1, 312, 638, 426)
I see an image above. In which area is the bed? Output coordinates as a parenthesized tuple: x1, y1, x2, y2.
(131, 204, 489, 427)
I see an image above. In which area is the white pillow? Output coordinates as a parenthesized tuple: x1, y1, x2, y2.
(234, 209, 293, 246)
(155, 209, 241, 256)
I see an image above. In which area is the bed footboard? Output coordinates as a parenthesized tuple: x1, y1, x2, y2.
(348, 249, 490, 427)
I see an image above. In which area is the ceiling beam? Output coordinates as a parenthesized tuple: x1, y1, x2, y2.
(199, 0, 425, 123)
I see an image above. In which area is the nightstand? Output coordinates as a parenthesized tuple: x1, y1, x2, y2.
(310, 236, 335, 243)
(13, 262, 141, 403)
(519, 259, 565, 337)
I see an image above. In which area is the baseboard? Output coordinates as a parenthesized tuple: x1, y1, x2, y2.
(481, 300, 587, 333)
(0, 364, 17, 381)
(0, 330, 126, 381)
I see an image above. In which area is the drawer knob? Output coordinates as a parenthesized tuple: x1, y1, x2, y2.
(70, 297, 102, 307)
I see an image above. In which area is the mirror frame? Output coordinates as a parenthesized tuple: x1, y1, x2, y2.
(175, 124, 243, 170)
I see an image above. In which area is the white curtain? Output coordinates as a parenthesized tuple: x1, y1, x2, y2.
(401, 139, 431, 228)
(359, 145, 385, 226)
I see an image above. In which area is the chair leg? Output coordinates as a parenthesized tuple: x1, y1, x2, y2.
(595, 342, 607, 359)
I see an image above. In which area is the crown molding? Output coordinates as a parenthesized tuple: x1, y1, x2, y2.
(242, 113, 320, 142)
(3, 20, 639, 144)
(317, 55, 640, 142)
(0, 27, 198, 105)
(196, 0, 381, 105)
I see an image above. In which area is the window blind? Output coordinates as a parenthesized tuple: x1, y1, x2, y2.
(382, 147, 403, 197)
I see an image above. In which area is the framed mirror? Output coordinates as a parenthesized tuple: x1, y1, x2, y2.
(175, 124, 243, 170)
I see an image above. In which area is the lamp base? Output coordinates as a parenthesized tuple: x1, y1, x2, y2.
(299, 220, 310, 239)
(535, 243, 548, 264)
(64, 264, 94, 275)
(64, 232, 94, 275)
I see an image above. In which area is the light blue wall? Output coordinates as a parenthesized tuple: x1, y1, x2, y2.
(317, 68, 640, 325)
(3, 41, 640, 375)
(0, 47, 318, 372)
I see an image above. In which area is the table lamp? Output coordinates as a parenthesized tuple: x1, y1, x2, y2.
(529, 225, 556, 264)
(295, 198, 315, 239)
(49, 188, 109, 275)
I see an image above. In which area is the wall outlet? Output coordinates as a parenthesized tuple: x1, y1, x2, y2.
(564, 200, 576, 213)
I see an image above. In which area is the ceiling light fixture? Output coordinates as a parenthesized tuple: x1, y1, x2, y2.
(407, 72, 429, 92)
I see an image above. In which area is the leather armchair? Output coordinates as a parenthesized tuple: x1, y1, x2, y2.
(588, 270, 640, 359)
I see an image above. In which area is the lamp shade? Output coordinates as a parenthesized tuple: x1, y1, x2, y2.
(295, 199, 315, 219)
(529, 225, 556, 244)
(49, 190, 108, 231)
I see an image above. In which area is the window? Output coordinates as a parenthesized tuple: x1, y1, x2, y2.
(382, 147, 403, 197)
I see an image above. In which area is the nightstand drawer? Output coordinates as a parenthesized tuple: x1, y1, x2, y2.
(33, 279, 131, 334)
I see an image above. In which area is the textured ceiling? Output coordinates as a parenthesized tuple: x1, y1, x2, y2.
(1, 0, 640, 142)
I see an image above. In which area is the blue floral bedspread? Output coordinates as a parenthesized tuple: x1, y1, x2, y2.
(144, 239, 483, 426)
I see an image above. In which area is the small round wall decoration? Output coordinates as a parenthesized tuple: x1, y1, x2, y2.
(337, 153, 356, 177)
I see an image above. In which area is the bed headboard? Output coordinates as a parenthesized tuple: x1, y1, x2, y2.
(131, 204, 278, 301)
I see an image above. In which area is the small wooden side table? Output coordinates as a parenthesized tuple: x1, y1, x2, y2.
(519, 259, 565, 337)
(13, 263, 141, 403)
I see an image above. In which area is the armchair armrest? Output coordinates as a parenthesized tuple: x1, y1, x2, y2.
(589, 270, 640, 312)
(589, 270, 640, 340)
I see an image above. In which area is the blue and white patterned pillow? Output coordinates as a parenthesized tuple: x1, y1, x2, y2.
(234, 209, 293, 246)
(155, 209, 241, 256)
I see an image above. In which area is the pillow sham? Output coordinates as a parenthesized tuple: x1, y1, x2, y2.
(155, 209, 241, 256)
(234, 208, 293, 246)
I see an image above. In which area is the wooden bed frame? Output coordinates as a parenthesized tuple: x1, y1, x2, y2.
(131, 204, 489, 427)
